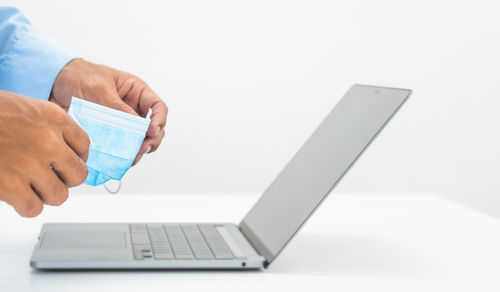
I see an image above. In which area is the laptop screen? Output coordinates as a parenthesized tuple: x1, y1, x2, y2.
(239, 84, 411, 266)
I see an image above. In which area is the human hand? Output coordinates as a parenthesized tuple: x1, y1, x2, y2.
(49, 59, 168, 165)
(0, 90, 90, 217)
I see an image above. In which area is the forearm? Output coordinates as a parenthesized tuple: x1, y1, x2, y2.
(0, 7, 77, 100)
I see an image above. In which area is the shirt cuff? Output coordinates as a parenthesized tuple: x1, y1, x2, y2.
(0, 27, 78, 101)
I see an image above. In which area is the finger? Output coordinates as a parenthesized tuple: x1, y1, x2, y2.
(51, 145, 89, 188)
(6, 187, 44, 218)
(146, 100, 168, 137)
(110, 99, 139, 117)
(98, 89, 140, 117)
(117, 77, 143, 112)
(132, 153, 144, 166)
(136, 89, 167, 137)
(30, 166, 69, 206)
(140, 128, 165, 155)
(115, 77, 166, 136)
(63, 117, 91, 162)
(131, 129, 165, 166)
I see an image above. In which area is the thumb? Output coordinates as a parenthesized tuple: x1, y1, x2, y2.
(111, 100, 139, 117)
(101, 91, 139, 117)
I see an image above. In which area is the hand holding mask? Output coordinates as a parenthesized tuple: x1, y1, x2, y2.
(50, 59, 168, 166)
(68, 97, 150, 192)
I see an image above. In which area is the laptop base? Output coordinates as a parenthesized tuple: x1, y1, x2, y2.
(30, 223, 265, 270)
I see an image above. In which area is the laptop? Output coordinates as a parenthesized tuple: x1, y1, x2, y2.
(30, 84, 411, 270)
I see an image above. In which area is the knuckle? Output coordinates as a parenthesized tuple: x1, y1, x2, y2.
(5, 174, 25, 192)
(162, 101, 168, 115)
(50, 187, 69, 206)
(150, 143, 160, 153)
(84, 132, 91, 147)
(69, 162, 88, 187)
(78, 131, 91, 152)
(16, 198, 43, 218)
(129, 77, 139, 85)
(1, 176, 26, 202)
(161, 106, 168, 124)
(127, 75, 142, 85)
(156, 100, 168, 119)
(60, 152, 88, 187)
(86, 79, 108, 93)
(78, 166, 89, 185)
(68, 119, 91, 153)
(39, 130, 60, 150)
(147, 131, 165, 154)
(24, 157, 40, 172)
(43, 102, 68, 124)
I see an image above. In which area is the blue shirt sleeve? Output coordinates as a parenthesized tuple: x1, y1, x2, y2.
(0, 7, 78, 101)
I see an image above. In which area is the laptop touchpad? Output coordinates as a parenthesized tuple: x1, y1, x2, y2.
(41, 231, 127, 249)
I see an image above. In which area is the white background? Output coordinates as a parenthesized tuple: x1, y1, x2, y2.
(4, 0, 500, 216)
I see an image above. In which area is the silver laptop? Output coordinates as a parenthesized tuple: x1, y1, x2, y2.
(30, 84, 411, 270)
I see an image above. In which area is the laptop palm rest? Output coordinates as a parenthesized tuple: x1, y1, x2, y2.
(41, 231, 127, 249)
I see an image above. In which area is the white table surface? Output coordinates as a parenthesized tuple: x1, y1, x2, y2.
(1, 192, 499, 292)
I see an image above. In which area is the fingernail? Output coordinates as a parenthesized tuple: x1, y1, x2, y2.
(155, 127, 160, 136)
(146, 146, 152, 153)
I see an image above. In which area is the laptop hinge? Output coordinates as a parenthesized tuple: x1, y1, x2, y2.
(238, 221, 274, 266)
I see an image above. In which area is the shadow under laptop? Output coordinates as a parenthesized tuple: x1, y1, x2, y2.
(268, 232, 426, 276)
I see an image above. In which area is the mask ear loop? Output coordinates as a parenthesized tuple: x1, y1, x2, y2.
(103, 180, 122, 194)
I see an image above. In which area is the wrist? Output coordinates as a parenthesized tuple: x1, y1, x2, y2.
(50, 58, 84, 108)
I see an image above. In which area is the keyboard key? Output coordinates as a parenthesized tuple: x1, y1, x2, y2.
(198, 225, 234, 260)
(129, 223, 240, 261)
(181, 225, 214, 260)
(155, 253, 174, 260)
(164, 225, 194, 259)
(214, 253, 234, 259)
(175, 254, 194, 260)
(147, 225, 174, 259)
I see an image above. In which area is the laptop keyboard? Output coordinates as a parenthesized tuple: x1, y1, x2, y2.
(129, 224, 236, 260)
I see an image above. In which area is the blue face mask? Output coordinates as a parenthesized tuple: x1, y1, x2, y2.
(68, 97, 150, 192)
